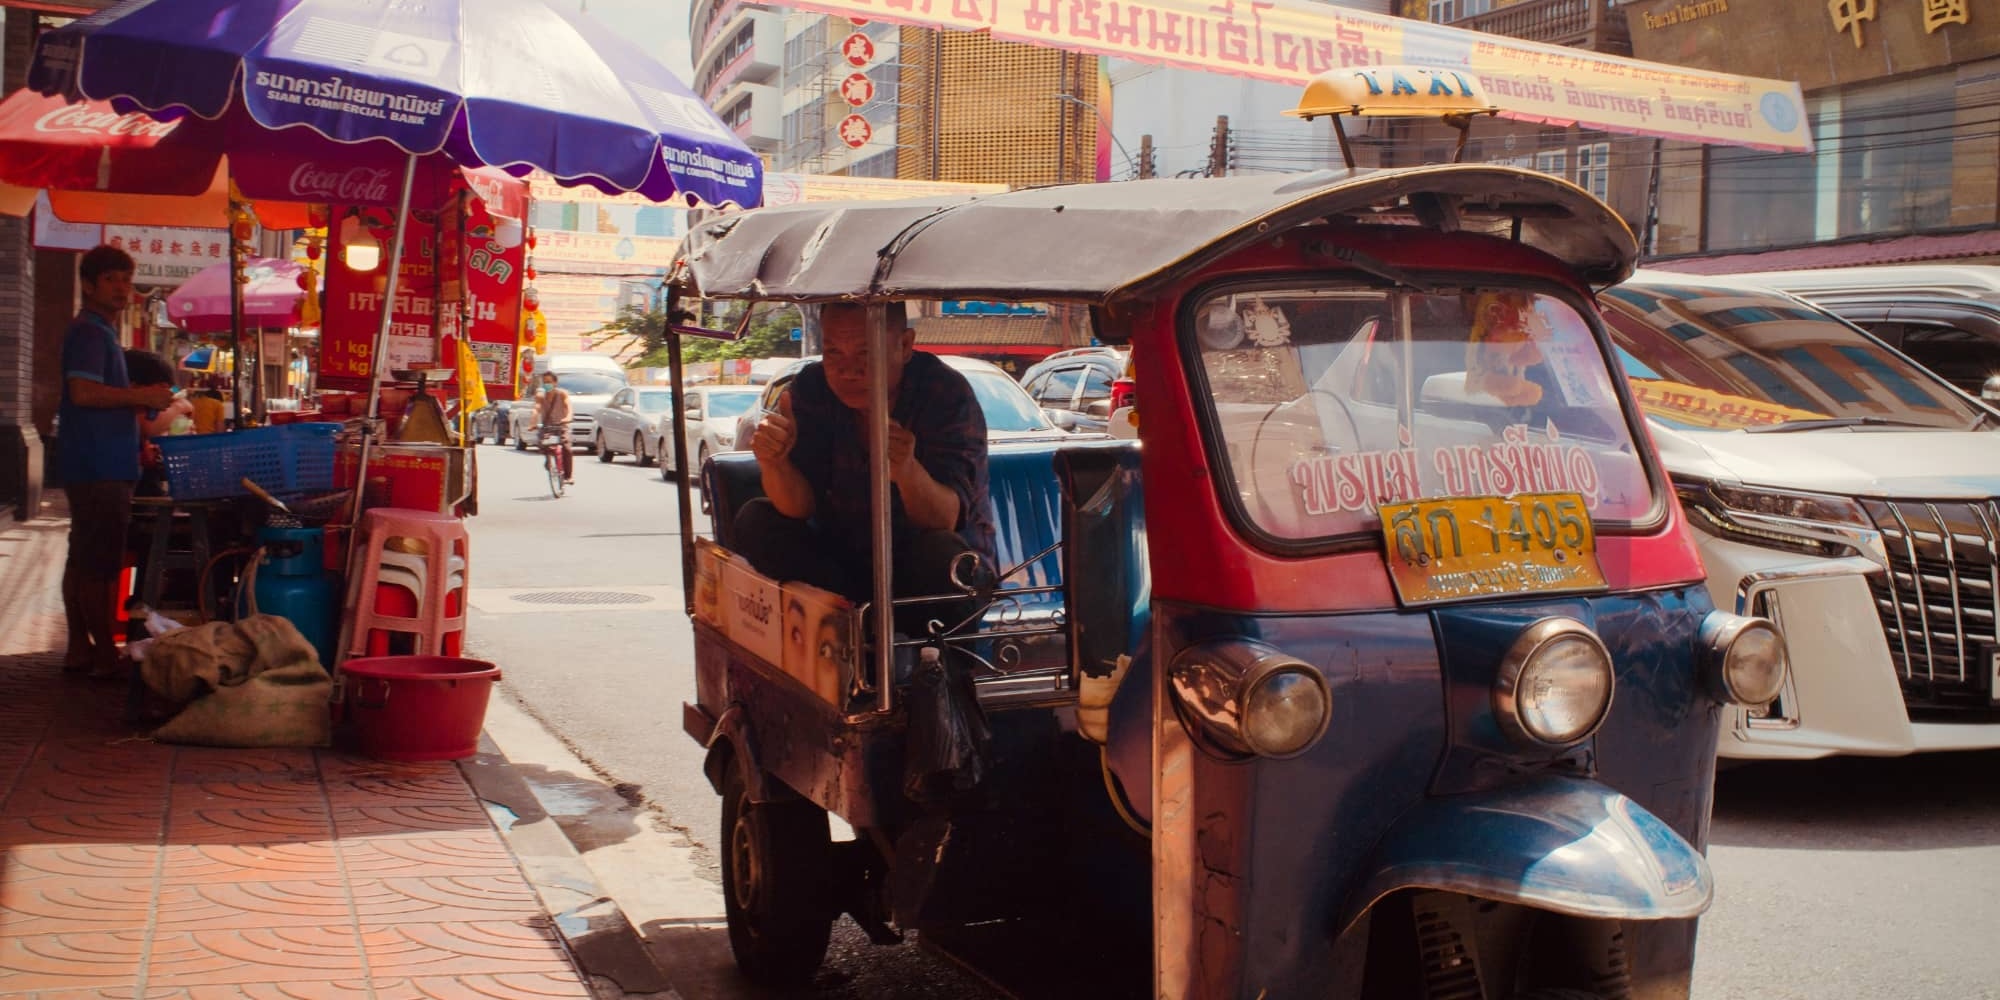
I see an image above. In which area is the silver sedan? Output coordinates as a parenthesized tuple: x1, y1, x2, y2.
(593, 386, 678, 466)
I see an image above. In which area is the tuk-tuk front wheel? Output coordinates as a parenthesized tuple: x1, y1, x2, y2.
(721, 765, 833, 987)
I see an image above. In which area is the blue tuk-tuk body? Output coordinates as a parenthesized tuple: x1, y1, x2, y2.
(674, 167, 1784, 999)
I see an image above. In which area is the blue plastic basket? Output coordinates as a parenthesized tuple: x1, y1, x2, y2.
(154, 423, 340, 501)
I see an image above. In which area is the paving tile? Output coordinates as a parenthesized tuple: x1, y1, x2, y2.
(147, 879, 355, 932)
(370, 972, 594, 998)
(170, 982, 378, 1000)
(322, 773, 479, 806)
(23, 750, 174, 783)
(0, 810, 164, 848)
(170, 748, 320, 781)
(158, 841, 345, 883)
(330, 803, 493, 839)
(1, 775, 168, 817)
(165, 807, 332, 845)
(12, 987, 186, 999)
(0, 929, 147, 990)
(168, 777, 327, 813)
(318, 755, 461, 784)
(33, 737, 177, 772)
(337, 834, 514, 879)
(351, 874, 541, 925)
(0, 844, 161, 884)
(0, 877, 166, 934)
(144, 925, 367, 982)
(359, 920, 575, 978)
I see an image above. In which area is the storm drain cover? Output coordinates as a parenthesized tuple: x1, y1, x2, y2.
(510, 590, 655, 606)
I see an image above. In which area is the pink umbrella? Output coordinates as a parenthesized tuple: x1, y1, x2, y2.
(166, 257, 311, 333)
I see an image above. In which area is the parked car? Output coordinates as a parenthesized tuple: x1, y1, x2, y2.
(1598, 269, 2000, 760)
(714, 354, 1074, 482)
(657, 384, 764, 481)
(508, 368, 628, 451)
(592, 386, 677, 465)
(1729, 265, 2000, 401)
(1018, 346, 1126, 433)
(469, 400, 517, 445)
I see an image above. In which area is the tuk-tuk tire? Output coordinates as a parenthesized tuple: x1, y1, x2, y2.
(721, 764, 834, 987)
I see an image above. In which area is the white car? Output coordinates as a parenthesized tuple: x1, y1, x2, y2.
(1600, 270, 2000, 761)
(508, 368, 627, 452)
(656, 384, 764, 481)
(592, 386, 677, 465)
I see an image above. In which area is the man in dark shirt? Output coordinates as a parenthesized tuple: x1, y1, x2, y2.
(735, 302, 995, 625)
(58, 246, 175, 676)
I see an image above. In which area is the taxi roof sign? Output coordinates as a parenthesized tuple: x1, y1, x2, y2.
(1287, 66, 1500, 121)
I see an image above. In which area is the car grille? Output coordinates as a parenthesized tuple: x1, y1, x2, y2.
(1861, 499, 2000, 715)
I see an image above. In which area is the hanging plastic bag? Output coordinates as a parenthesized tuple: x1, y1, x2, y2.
(903, 646, 992, 804)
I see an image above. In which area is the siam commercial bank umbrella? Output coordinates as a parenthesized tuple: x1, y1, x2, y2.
(30, 0, 764, 421)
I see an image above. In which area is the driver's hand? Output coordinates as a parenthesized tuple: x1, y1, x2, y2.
(750, 390, 795, 464)
(135, 385, 177, 410)
(886, 422, 916, 481)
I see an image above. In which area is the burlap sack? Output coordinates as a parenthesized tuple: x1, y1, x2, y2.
(144, 614, 333, 748)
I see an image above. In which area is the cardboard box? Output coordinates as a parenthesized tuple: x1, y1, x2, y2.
(718, 558, 783, 666)
(780, 581, 857, 708)
(692, 539, 729, 629)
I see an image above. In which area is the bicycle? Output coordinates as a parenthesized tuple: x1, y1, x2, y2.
(537, 424, 570, 498)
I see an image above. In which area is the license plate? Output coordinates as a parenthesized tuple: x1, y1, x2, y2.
(1379, 492, 1609, 606)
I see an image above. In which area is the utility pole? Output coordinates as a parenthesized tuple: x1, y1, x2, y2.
(1138, 134, 1154, 179)
(1207, 116, 1230, 177)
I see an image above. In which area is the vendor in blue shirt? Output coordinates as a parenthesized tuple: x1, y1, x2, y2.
(736, 301, 995, 633)
(57, 246, 175, 677)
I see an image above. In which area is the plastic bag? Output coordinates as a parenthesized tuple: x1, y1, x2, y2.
(903, 646, 992, 803)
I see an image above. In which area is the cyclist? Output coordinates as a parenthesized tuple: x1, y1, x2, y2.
(533, 370, 574, 484)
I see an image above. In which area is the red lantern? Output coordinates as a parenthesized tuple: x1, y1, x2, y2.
(307, 204, 330, 228)
(304, 242, 322, 261)
(295, 269, 313, 291)
(525, 266, 537, 281)
(525, 231, 537, 251)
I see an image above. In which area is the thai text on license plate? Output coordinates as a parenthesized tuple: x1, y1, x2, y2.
(1379, 492, 1608, 606)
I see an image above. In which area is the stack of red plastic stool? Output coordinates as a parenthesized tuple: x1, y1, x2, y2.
(341, 508, 468, 659)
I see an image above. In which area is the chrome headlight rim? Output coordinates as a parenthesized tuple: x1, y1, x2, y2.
(1698, 611, 1789, 707)
(1493, 617, 1615, 748)
(1168, 639, 1332, 761)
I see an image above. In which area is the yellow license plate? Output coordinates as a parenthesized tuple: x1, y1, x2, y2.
(1379, 492, 1608, 606)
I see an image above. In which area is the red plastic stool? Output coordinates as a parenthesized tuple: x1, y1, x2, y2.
(340, 508, 469, 660)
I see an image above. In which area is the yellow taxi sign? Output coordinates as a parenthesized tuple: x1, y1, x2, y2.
(1287, 65, 1499, 121)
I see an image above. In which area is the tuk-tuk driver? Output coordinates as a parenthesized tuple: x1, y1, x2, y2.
(738, 302, 996, 620)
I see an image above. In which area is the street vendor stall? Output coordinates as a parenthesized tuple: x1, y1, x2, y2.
(16, 0, 763, 752)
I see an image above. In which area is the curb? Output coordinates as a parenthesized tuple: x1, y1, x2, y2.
(460, 721, 679, 997)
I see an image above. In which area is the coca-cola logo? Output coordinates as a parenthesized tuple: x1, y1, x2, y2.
(34, 103, 178, 140)
(287, 164, 394, 202)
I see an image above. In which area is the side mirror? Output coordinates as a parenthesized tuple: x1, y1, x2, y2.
(1084, 400, 1112, 420)
(1045, 408, 1077, 430)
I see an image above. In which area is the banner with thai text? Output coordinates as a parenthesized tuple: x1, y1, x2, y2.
(318, 197, 526, 399)
(763, 0, 1811, 151)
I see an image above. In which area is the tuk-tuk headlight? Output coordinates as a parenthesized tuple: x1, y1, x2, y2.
(1169, 639, 1330, 759)
(1495, 618, 1614, 747)
(1699, 612, 1789, 706)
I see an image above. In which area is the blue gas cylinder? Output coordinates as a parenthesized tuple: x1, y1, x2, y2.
(242, 526, 339, 668)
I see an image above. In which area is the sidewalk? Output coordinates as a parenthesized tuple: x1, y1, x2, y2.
(0, 501, 632, 998)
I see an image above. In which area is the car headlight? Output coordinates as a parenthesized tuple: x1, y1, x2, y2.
(1983, 374, 2000, 403)
(1494, 618, 1614, 747)
(1698, 611, 1789, 706)
(1675, 479, 1875, 559)
(1168, 639, 1330, 758)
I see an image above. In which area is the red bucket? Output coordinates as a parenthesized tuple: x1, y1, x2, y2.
(338, 655, 500, 761)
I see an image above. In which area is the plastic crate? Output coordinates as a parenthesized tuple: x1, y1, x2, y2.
(154, 423, 340, 500)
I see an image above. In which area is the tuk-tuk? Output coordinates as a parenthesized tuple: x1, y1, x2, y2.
(666, 150, 1787, 998)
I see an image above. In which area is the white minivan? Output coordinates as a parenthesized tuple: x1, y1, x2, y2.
(1599, 270, 2000, 760)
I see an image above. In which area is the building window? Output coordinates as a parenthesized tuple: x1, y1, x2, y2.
(1575, 142, 1609, 200)
(1425, 0, 1492, 22)
(849, 150, 897, 177)
(1534, 149, 1566, 179)
(867, 62, 900, 107)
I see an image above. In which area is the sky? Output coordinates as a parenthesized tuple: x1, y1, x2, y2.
(580, 0, 697, 85)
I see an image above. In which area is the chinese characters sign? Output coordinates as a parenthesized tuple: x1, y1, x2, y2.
(777, 0, 1812, 151)
(103, 226, 231, 285)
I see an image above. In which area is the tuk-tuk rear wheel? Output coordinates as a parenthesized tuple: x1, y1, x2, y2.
(721, 765, 834, 987)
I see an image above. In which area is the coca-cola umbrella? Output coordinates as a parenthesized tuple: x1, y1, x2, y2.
(30, 0, 764, 424)
(166, 257, 311, 334)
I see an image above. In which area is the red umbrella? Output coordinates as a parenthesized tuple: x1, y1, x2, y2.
(0, 89, 218, 194)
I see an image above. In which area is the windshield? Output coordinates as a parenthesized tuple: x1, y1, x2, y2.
(705, 391, 758, 419)
(1192, 283, 1656, 543)
(1600, 281, 1985, 432)
(554, 371, 626, 395)
(636, 390, 674, 413)
(966, 371, 1053, 432)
